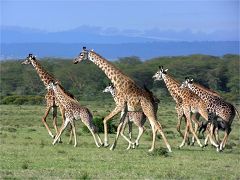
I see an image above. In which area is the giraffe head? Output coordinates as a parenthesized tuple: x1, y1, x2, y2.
(152, 66, 168, 81)
(103, 83, 115, 95)
(73, 47, 90, 64)
(180, 77, 193, 88)
(21, 54, 36, 65)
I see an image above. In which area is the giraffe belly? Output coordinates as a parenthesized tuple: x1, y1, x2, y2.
(191, 107, 199, 113)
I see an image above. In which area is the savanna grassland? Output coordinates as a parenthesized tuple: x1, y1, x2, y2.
(1, 101, 239, 179)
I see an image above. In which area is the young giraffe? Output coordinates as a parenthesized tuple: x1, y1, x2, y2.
(47, 81, 103, 147)
(74, 47, 172, 152)
(153, 66, 219, 149)
(103, 83, 155, 149)
(21, 54, 74, 142)
(181, 78, 239, 151)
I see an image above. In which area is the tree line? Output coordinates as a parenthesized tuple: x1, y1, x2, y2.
(0, 54, 239, 105)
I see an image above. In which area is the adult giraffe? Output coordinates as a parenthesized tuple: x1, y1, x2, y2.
(181, 78, 239, 151)
(22, 54, 74, 142)
(153, 66, 219, 149)
(73, 47, 172, 152)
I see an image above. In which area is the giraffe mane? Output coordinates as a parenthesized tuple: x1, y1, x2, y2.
(58, 84, 75, 99)
(192, 82, 221, 97)
(32, 58, 57, 83)
(166, 73, 181, 86)
(90, 51, 134, 83)
(56, 84, 78, 104)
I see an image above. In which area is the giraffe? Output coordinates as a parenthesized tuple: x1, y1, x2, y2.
(73, 47, 172, 152)
(21, 54, 74, 142)
(152, 66, 219, 149)
(152, 70, 201, 145)
(181, 78, 239, 151)
(47, 81, 103, 147)
(103, 83, 149, 149)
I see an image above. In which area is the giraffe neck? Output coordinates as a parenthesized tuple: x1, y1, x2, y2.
(188, 83, 213, 102)
(192, 83, 220, 97)
(30, 59, 56, 87)
(162, 73, 182, 102)
(52, 84, 73, 109)
(88, 51, 133, 89)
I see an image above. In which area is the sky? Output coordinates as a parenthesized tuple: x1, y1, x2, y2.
(1, 0, 239, 34)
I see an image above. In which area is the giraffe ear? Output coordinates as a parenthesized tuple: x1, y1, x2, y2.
(190, 79, 194, 82)
(90, 49, 94, 52)
(165, 69, 168, 72)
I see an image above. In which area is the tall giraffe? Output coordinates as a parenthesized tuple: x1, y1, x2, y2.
(153, 66, 219, 149)
(74, 47, 172, 152)
(181, 78, 239, 151)
(47, 81, 103, 147)
(153, 71, 201, 145)
(21, 54, 73, 141)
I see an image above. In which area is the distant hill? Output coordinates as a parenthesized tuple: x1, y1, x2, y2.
(1, 41, 239, 60)
(1, 26, 239, 60)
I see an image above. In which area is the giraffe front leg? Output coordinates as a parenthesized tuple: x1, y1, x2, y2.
(52, 107, 62, 143)
(52, 118, 69, 145)
(42, 106, 54, 138)
(190, 113, 200, 146)
(110, 108, 128, 151)
(103, 106, 122, 147)
(180, 123, 189, 148)
(120, 118, 134, 150)
(70, 121, 77, 147)
(134, 126, 145, 148)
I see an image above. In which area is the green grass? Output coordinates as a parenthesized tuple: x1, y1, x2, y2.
(0, 103, 240, 179)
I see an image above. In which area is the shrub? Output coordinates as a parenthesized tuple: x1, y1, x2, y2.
(82, 116, 117, 134)
(1, 95, 44, 105)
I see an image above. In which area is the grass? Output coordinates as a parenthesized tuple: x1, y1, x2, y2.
(0, 102, 240, 179)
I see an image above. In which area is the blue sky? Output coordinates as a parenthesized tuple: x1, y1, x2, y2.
(1, 0, 239, 34)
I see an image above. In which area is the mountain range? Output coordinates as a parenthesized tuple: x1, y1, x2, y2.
(1, 26, 239, 60)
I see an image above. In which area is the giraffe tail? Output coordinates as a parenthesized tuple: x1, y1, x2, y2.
(233, 106, 240, 121)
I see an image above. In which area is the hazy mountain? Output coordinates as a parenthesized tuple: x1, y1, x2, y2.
(1, 26, 239, 60)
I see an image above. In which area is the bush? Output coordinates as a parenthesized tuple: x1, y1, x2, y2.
(1, 95, 44, 105)
(82, 116, 117, 134)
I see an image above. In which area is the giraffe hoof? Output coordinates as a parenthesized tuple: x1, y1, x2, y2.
(190, 142, 195, 146)
(110, 146, 115, 151)
(126, 146, 131, 150)
(148, 148, 154, 152)
(104, 143, 110, 147)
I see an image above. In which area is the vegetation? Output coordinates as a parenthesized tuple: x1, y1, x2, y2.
(1, 54, 239, 105)
(1, 54, 239, 179)
(0, 103, 239, 179)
